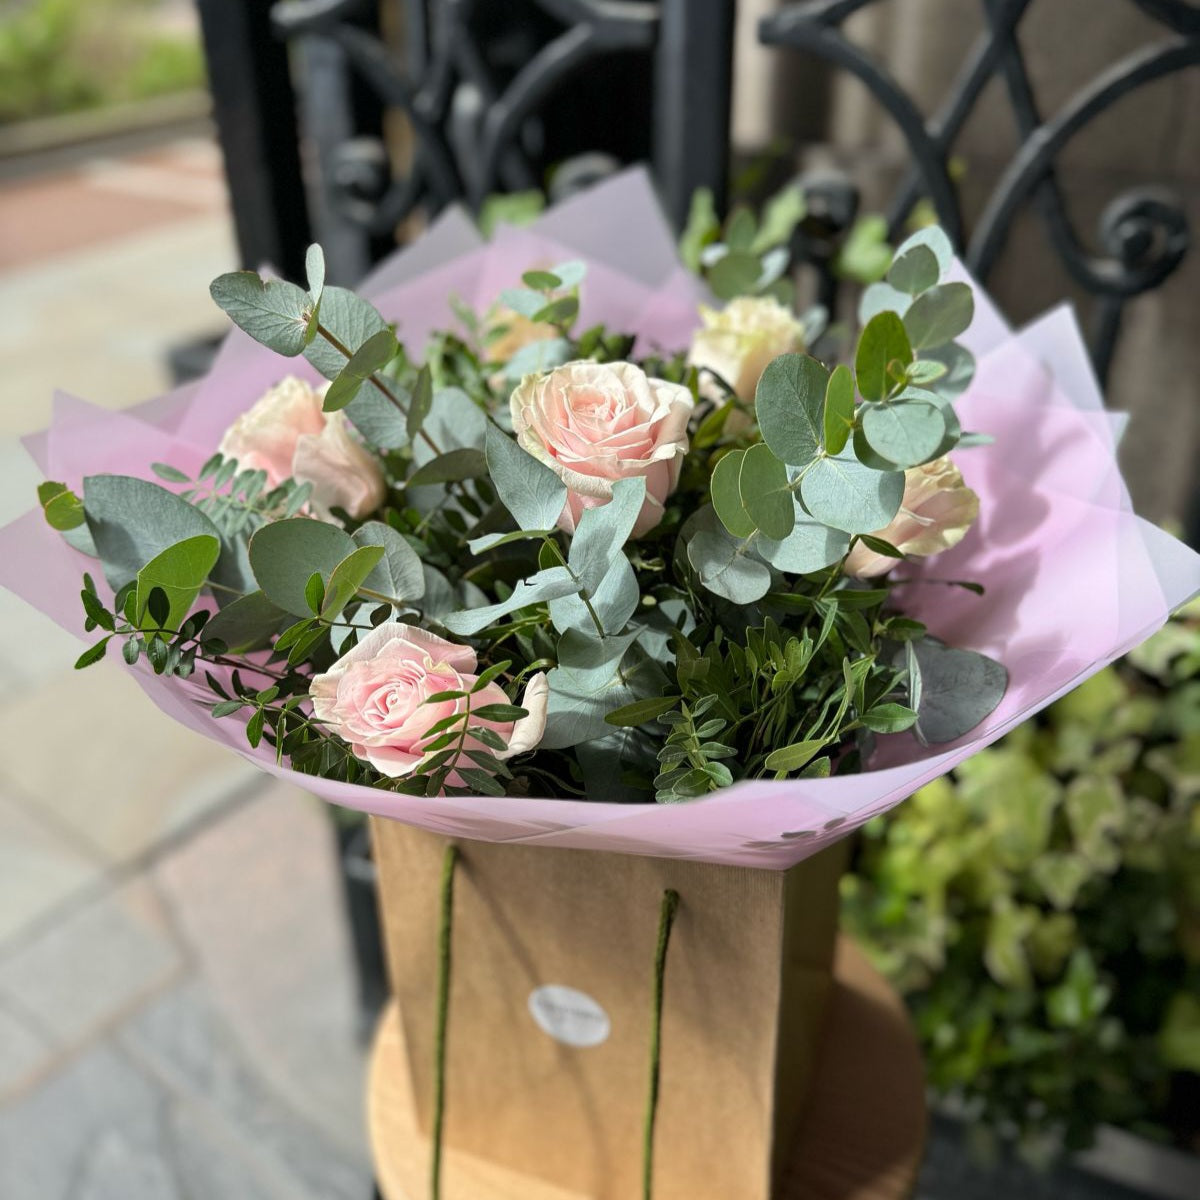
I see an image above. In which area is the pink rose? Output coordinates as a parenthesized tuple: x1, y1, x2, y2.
(218, 376, 386, 520)
(510, 360, 693, 538)
(309, 622, 548, 784)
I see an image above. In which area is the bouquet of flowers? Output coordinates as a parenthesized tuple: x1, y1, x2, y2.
(3, 169, 1197, 868)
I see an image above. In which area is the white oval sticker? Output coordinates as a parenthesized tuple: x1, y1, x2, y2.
(527, 985, 611, 1048)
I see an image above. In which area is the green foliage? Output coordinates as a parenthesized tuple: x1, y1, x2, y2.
(844, 601, 1200, 1160)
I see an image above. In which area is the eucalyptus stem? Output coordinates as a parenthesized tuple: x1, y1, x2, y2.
(542, 536, 607, 640)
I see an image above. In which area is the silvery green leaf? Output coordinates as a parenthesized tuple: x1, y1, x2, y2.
(407, 448, 488, 486)
(711, 449, 753, 539)
(855, 311, 912, 402)
(799, 451, 904, 535)
(202, 590, 287, 654)
(568, 477, 646, 593)
(823, 364, 856, 457)
(858, 280, 912, 324)
(906, 359, 948, 384)
(923, 341, 976, 401)
(330, 602, 388, 654)
(551, 260, 586, 288)
(504, 336, 572, 382)
(634, 597, 696, 663)
(485, 423, 567, 532)
(551, 553, 639, 636)
(468, 528, 552, 554)
(424, 387, 487, 453)
(903, 282, 974, 350)
(894, 225, 954, 274)
(758, 517, 850, 575)
(305, 244, 325, 303)
(908, 638, 1007, 744)
(407, 367, 433, 441)
(344, 386, 409, 450)
(555, 627, 641, 682)
(708, 250, 761, 299)
(248, 518, 355, 617)
(861, 397, 948, 468)
(303, 287, 389, 379)
(209, 272, 311, 357)
(498, 287, 547, 318)
(576, 729, 657, 803)
(353, 521, 425, 605)
(420, 565, 456, 622)
(539, 633, 644, 749)
(738, 443, 794, 540)
(687, 530, 772, 604)
(887, 243, 940, 295)
(442, 567, 578, 636)
(754, 353, 827, 467)
(757, 246, 790, 288)
(84, 474, 221, 591)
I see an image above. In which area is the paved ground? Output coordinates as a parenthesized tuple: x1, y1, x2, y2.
(0, 134, 374, 1200)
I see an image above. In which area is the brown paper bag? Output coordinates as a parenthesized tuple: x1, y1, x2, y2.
(372, 818, 845, 1199)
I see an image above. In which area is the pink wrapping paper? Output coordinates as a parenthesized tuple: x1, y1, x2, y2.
(3, 167, 1198, 869)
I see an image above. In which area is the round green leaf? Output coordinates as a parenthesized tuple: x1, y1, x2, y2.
(755, 353, 828, 467)
(799, 452, 904, 535)
(861, 398, 948, 468)
(708, 250, 761, 299)
(887, 243, 939, 295)
(711, 450, 754, 539)
(209, 272, 310, 357)
(738, 444, 794, 541)
(855, 311, 912, 402)
(893, 225, 954, 274)
(687, 531, 772, 604)
(823, 364, 856, 456)
(757, 518, 850, 575)
(903, 282, 974, 350)
(923, 341, 976, 400)
(248, 518, 356, 617)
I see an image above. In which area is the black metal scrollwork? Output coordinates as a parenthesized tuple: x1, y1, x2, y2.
(760, 0, 1198, 385)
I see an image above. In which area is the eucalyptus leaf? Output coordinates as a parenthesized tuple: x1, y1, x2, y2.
(708, 250, 761, 299)
(923, 341, 976, 401)
(887, 243, 939, 295)
(739, 443, 794, 541)
(855, 311, 912, 402)
(485, 424, 567, 532)
(202, 590, 286, 654)
(858, 280, 912, 323)
(303, 287, 389, 380)
(407, 367, 433, 440)
(504, 337, 571, 382)
(550, 552, 639, 636)
(687, 530, 772, 604)
(711, 450, 754, 539)
(305, 244, 325, 303)
(248, 518, 355, 617)
(353, 521, 425, 606)
(321, 545, 385, 619)
(799, 451, 904, 535)
(823, 364, 856, 456)
(568, 477, 646, 594)
(344, 386, 409, 450)
(893, 225, 954, 274)
(861, 398, 948, 468)
(758, 517, 850, 575)
(84, 475, 221, 591)
(755, 353, 828, 467)
(209, 272, 310, 357)
(442, 567, 578, 636)
(407, 448, 488, 486)
(135, 534, 221, 634)
(497, 287, 546, 319)
(903, 282, 974, 350)
(908, 638, 1008, 744)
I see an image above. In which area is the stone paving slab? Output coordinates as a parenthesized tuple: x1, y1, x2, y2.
(0, 876, 184, 1050)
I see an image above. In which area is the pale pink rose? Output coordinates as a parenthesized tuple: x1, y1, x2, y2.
(309, 622, 548, 784)
(218, 376, 386, 520)
(510, 360, 693, 538)
(687, 296, 806, 404)
(843, 456, 980, 578)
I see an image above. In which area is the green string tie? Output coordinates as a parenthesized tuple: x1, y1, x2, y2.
(430, 842, 459, 1200)
(642, 888, 680, 1200)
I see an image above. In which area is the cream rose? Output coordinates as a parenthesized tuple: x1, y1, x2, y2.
(310, 622, 548, 783)
(687, 296, 806, 403)
(218, 376, 386, 520)
(843, 456, 980, 578)
(510, 360, 693, 538)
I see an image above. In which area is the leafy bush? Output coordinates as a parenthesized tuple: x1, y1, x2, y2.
(0, 0, 205, 122)
(844, 598, 1200, 1162)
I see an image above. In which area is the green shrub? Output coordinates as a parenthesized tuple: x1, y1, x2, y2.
(844, 598, 1200, 1163)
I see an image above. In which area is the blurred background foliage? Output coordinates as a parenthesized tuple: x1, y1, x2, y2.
(0, 0, 205, 122)
(845, 597, 1200, 1164)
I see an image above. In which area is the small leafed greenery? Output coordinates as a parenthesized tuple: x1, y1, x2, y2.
(844, 599, 1200, 1162)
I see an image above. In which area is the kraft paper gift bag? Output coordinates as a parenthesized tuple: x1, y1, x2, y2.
(372, 818, 846, 1199)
